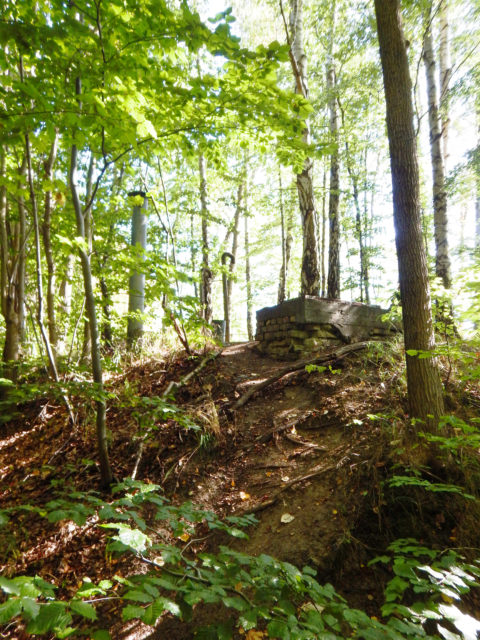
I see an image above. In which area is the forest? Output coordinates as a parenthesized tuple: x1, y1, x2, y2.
(1, 0, 480, 637)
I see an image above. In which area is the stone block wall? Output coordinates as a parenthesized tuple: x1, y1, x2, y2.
(255, 297, 397, 359)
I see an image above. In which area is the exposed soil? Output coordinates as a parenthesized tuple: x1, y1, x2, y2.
(1, 339, 477, 639)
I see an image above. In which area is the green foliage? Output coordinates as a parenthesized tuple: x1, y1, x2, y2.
(370, 539, 480, 638)
(2, 481, 480, 639)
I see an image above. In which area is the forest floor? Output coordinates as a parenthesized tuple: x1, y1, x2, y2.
(1, 339, 479, 639)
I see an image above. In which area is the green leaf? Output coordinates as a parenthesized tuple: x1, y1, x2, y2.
(0, 598, 22, 624)
(91, 630, 111, 640)
(26, 601, 72, 634)
(122, 604, 145, 621)
(267, 619, 290, 639)
(70, 600, 97, 620)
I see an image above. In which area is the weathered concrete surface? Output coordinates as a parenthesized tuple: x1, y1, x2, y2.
(256, 296, 398, 359)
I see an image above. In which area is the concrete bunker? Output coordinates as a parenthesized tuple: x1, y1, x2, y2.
(256, 296, 397, 359)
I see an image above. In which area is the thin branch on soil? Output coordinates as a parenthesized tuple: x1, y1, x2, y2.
(131, 350, 221, 480)
(233, 342, 368, 409)
(236, 458, 346, 515)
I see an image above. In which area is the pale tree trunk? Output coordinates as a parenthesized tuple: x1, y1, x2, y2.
(127, 192, 148, 350)
(70, 75, 113, 488)
(326, 0, 341, 299)
(190, 212, 198, 298)
(244, 199, 253, 341)
(223, 180, 243, 342)
(277, 168, 287, 304)
(476, 109, 480, 251)
(374, 0, 444, 426)
(362, 148, 371, 304)
(339, 101, 368, 302)
(42, 132, 59, 355)
(423, 24, 451, 288)
(438, 0, 451, 171)
(320, 158, 327, 298)
(286, 0, 320, 296)
(57, 255, 74, 354)
(199, 153, 213, 326)
(81, 153, 95, 362)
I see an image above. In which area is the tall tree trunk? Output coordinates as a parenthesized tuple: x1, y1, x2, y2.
(58, 254, 74, 354)
(244, 171, 253, 341)
(223, 180, 243, 342)
(127, 192, 148, 350)
(476, 108, 480, 251)
(320, 158, 327, 298)
(374, 0, 444, 426)
(362, 148, 371, 304)
(0, 151, 21, 371)
(80, 153, 96, 363)
(286, 0, 320, 296)
(326, 0, 341, 299)
(17, 159, 27, 346)
(438, 0, 451, 171)
(199, 153, 213, 325)
(42, 132, 59, 355)
(70, 75, 113, 488)
(339, 101, 368, 303)
(278, 168, 287, 304)
(423, 23, 451, 288)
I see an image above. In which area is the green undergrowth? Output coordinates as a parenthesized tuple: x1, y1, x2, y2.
(1, 467, 480, 640)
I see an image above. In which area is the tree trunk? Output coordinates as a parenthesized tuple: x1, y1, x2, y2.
(199, 153, 213, 325)
(288, 0, 320, 296)
(326, 0, 341, 299)
(69, 74, 113, 488)
(320, 158, 327, 298)
(244, 176, 253, 341)
(17, 159, 27, 346)
(423, 24, 451, 288)
(224, 180, 243, 341)
(278, 168, 287, 304)
(42, 132, 60, 355)
(374, 0, 444, 425)
(438, 0, 451, 171)
(127, 192, 148, 350)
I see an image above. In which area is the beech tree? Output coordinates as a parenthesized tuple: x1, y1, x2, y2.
(374, 0, 444, 424)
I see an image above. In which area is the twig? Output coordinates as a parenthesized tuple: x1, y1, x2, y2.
(233, 342, 368, 409)
(237, 462, 338, 515)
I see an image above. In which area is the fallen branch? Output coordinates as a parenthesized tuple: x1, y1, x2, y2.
(233, 342, 368, 409)
(131, 350, 221, 480)
(236, 462, 338, 515)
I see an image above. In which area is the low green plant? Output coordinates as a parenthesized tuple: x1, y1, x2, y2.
(2, 481, 480, 639)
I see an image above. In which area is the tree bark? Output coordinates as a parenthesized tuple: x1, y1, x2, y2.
(223, 179, 243, 342)
(69, 73, 113, 488)
(287, 0, 320, 296)
(277, 168, 287, 304)
(244, 182, 253, 342)
(127, 192, 148, 350)
(438, 0, 451, 171)
(42, 132, 60, 354)
(423, 23, 451, 288)
(326, 0, 341, 299)
(374, 0, 444, 425)
(198, 153, 213, 326)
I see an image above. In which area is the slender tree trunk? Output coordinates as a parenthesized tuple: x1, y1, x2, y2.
(286, 0, 320, 296)
(374, 0, 444, 426)
(326, 0, 341, 299)
(80, 153, 96, 362)
(127, 192, 148, 350)
(476, 109, 480, 251)
(18, 159, 27, 346)
(244, 173, 253, 341)
(70, 75, 113, 488)
(438, 0, 451, 171)
(58, 254, 74, 354)
(199, 153, 213, 325)
(42, 132, 59, 354)
(320, 158, 327, 298)
(223, 180, 243, 341)
(190, 212, 198, 298)
(278, 168, 287, 304)
(423, 24, 451, 288)
(362, 149, 371, 304)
